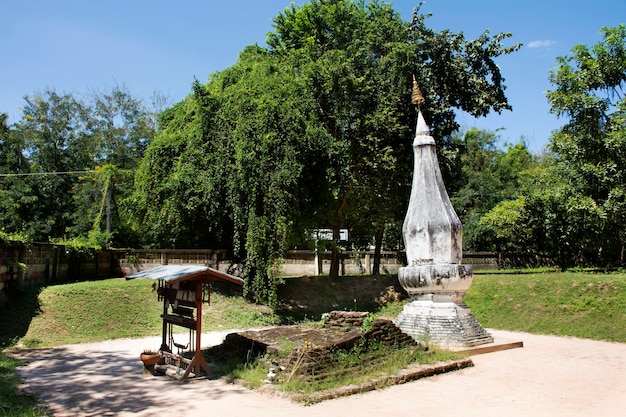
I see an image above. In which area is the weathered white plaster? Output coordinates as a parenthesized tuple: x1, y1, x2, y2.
(398, 264, 472, 302)
(396, 111, 492, 347)
(403, 112, 462, 266)
(395, 300, 493, 347)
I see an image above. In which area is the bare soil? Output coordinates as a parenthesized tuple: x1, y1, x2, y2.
(14, 329, 626, 416)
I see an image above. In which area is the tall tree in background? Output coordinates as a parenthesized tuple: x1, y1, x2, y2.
(268, 0, 414, 277)
(11, 89, 91, 240)
(480, 25, 626, 267)
(451, 128, 534, 251)
(0, 113, 30, 236)
(0, 114, 27, 173)
(132, 47, 333, 303)
(70, 85, 156, 247)
(89, 85, 155, 169)
(267, 0, 520, 277)
(0, 86, 156, 245)
(132, 0, 521, 303)
(545, 24, 626, 265)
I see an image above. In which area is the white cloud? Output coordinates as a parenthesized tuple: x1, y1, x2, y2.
(527, 40, 556, 49)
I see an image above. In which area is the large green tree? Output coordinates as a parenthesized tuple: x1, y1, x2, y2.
(9, 89, 91, 240)
(451, 128, 534, 251)
(544, 24, 626, 265)
(481, 24, 626, 267)
(0, 86, 156, 245)
(0, 113, 30, 236)
(68, 86, 156, 247)
(89, 85, 155, 169)
(268, 0, 414, 277)
(267, 0, 520, 276)
(132, 0, 520, 302)
(132, 47, 334, 303)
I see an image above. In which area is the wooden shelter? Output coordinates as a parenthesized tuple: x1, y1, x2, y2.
(127, 265, 244, 380)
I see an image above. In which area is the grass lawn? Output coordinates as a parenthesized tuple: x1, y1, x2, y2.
(465, 270, 626, 343)
(2, 278, 280, 349)
(8, 271, 624, 348)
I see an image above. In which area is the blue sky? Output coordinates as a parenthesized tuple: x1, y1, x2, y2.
(2, 0, 624, 153)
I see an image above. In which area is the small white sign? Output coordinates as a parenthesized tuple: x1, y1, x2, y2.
(311, 228, 349, 241)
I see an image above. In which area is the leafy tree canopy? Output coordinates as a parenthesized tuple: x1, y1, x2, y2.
(480, 25, 626, 267)
(545, 24, 626, 265)
(131, 0, 521, 302)
(451, 128, 534, 251)
(0, 86, 157, 245)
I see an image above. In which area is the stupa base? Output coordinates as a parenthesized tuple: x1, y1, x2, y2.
(395, 300, 493, 348)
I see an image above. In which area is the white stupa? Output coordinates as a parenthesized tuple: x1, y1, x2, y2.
(395, 92, 493, 347)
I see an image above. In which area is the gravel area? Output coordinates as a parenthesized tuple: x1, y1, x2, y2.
(15, 329, 626, 417)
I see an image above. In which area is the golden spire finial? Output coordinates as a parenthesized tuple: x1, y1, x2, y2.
(411, 75, 424, 106)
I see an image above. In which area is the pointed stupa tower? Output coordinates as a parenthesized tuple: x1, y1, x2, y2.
(395, 79, 493, 347)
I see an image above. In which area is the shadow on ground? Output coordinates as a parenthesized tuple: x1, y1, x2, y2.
(0, 287, 43, 348)
(15, 344, 250, 416)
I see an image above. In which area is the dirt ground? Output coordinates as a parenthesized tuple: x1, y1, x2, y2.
(15, 328, 626, 417)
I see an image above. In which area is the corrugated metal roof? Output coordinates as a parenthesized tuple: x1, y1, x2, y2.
(126, 264, 244, 286)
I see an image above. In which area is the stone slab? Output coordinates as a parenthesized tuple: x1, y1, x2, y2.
(452, 335, 524, 356)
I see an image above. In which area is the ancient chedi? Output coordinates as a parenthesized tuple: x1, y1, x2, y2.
(395, 79, 493, 347)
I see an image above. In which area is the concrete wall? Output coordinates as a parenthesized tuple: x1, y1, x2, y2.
(113, 249, 230, 276)
(115, 249, 500, 278)
(280, 250, 404, 277)
(0, 242, 120, 305)
(1, 242, 511, 306)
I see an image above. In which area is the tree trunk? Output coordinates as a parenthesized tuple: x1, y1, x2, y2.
(105, 181, 112, 234)
(373, 224, 385, 275)
(329, 184, 352, 279)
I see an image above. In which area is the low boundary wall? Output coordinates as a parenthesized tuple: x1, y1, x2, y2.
(1, 242, 519, 306)
(0, 242, 121, 305)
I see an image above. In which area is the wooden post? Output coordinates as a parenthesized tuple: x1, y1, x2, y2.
(182, 280, 210, 380)
(160, 289, 169, 352)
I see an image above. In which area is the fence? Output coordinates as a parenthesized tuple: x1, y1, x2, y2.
(282, 250, 509, 276)
(0, 242, 121, 305)
(1, 242, 523, 306)
(113, 248, 229, 276)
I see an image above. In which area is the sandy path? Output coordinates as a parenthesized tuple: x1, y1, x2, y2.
(15, 329, 626, 417)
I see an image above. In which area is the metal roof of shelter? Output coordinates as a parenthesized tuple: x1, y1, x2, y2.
(126, 264, 244, 286)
